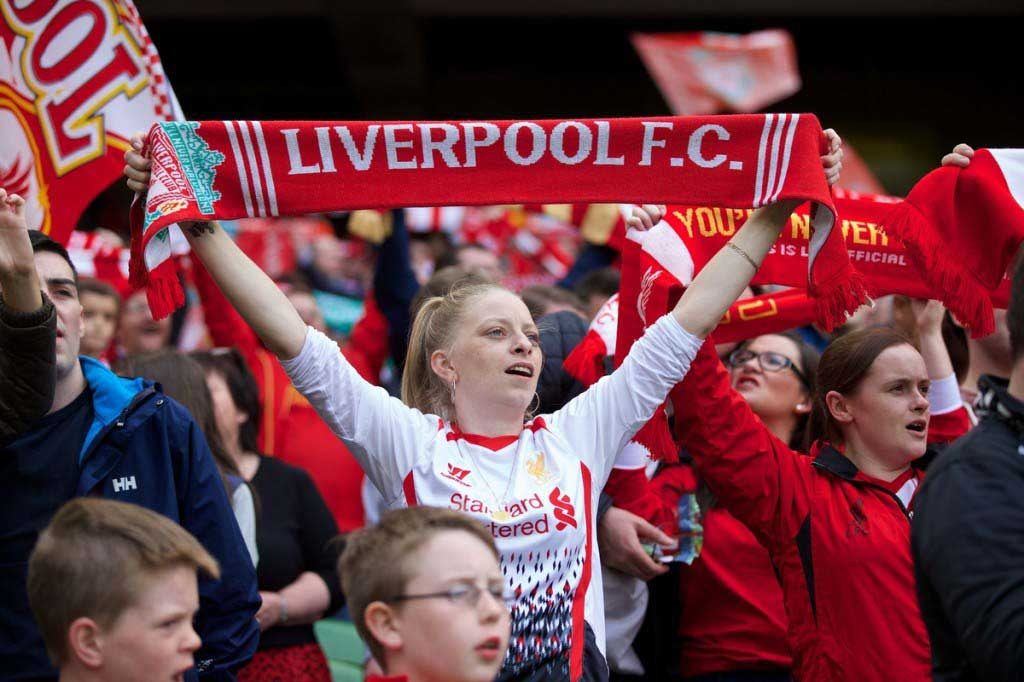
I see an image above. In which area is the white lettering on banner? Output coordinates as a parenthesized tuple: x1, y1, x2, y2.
(504, 122, 546, 166)
(112, 476, 137, 492)
(594, 121, 625, 166)
(277, 120, 743, 175)
(419, 123, 461, 169)
(549, 121, 592, 165)
(5, 0, 149, 174)
(461, 122, 501, 167)
(283, 128, 320, 175)
(335, 125, 379, 171)
(383, 124, 417, 169)
(688, 124, 730, 168)
(316, 127, 337, 173)
(639, 121, 673, 166)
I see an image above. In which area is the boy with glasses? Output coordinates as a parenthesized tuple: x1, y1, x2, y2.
(338, 506, 511, 682)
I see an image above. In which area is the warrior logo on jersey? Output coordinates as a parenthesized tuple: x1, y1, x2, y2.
(441, 463, 473, 487)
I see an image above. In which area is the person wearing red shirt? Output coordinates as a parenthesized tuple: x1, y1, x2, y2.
(658, 299, 969, 681)
(652, 330, 820, 682)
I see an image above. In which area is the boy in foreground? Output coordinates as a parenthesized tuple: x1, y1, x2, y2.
(339, 506, 511, 682)
(27, 498, 220, 682)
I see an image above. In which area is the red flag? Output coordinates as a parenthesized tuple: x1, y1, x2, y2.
(631, 30, 801, 115)
(0, 0, 181, 243)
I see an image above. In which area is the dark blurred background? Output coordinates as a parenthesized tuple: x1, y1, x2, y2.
(134, 1, 1023, 195)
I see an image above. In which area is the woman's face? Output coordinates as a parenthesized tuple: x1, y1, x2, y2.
(730, 335, 809, 426)
(836, 343, 931, 465)
(205, 370, 247, 452)
(440, 289, 541, 419)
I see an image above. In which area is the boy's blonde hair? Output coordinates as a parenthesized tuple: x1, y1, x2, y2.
(27, 498, 220, 665)
(338, 506, 499, 663)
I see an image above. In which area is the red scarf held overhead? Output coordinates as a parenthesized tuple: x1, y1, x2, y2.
(883, 148, 1024, 338)
(130, 115, 861, 321)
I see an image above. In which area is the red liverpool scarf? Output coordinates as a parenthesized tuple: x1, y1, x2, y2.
(883, 148, 1024, 338)
(130, 115, 860, 320)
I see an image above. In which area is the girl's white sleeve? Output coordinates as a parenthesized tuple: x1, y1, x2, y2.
(281, 326, 439, 503)
(548, 314, 701, 485)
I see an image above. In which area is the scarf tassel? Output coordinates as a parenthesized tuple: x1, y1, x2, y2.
(562, 332, 609, 388)
(884, 200, 995, 338)
(812, 265, 871, 332)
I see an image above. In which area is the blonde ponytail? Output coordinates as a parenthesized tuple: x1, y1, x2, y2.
(400, 279, 504, 419)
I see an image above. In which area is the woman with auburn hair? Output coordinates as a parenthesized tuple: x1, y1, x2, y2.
(648, 248, 970, 681)
(125, 130, 842, 681)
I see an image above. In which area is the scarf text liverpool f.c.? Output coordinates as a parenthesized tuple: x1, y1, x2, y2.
(130, 115, 867, 324)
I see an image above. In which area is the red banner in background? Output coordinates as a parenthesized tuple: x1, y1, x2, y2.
(0, 0, 180, 244)
(631, 30, 801, 116)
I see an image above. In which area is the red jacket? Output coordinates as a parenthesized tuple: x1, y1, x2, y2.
(194, 262, 389, 532)
(669, 340, 969, 682)
(652, 464, 791, 678)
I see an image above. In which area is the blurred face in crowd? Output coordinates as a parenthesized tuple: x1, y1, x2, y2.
(34, 251, 83, 378)
(80, 291, 119, 358)
(439, 289, 541, 420)
(974, 309, 1013, 371)
(832, 343, 931, 467)
(457, 247, 502, 283)
(730, 334, 811, 431)
(286, 290, 326, 333)
(118, 290, 171, 355)
(380, 530, 510, 682)
(205, 370, 247, 453)
(79, 565, 201, 682)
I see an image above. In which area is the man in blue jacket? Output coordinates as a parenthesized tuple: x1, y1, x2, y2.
(0, 229, 260, 681)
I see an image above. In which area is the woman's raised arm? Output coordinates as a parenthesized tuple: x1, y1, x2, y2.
(627, 129, 843, 340)
(125, 134, 307, 359)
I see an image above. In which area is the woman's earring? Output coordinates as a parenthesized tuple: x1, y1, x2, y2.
(450, 380, 457, 404)
(526, 392, 541, 420)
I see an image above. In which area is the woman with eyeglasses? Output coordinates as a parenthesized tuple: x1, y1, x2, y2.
(651, 331, 818, 682)
(648, 275, 971, 681)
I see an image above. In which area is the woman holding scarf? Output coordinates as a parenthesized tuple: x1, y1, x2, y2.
(124, 130, 842, 682)
(622, 198, 970, 681)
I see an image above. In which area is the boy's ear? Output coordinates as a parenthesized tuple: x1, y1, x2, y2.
(68, 617, 104, 669)
(364, 601, 404, 653)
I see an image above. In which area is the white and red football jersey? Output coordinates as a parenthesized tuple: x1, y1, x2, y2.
(283, 314, 700, 680)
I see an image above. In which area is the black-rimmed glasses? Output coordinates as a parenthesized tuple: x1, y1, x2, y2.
(389, 583, 514, 609)
(727, 349, 810, 388)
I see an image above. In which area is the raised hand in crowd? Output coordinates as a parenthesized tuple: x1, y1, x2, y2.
(0, 189, 42, 313)
(126, 134, 307, 359)
(942, 143, 975, 168)
(0, 187, 57, 447)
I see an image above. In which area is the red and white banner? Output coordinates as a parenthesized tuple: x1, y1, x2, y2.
(631, 30, 801, 116)
(0, 0, 180, 244)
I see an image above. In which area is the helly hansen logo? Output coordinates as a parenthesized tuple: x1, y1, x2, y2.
(441, 464, 473, 487)
(549, 487, 577, 530)
(112, 476, 137, 493)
